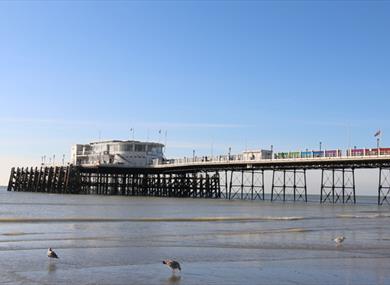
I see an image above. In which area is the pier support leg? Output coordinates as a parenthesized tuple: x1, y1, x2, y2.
(225, 169, 264, 200)
(7, 167, 15, 191)
(271, 169, 307, 202)
(228, 171, 233, 200)
(229, 170, 244, 200)
(271, 169, 285, 201)
(378, 167, 390, 205)
(320, 168, 355, 204)
(215, 172, 221, 198)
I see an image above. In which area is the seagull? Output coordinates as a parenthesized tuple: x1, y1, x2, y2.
(334, 236, 346, 245)
(47, 248, 59, 259)
(162, 259, 181, 273)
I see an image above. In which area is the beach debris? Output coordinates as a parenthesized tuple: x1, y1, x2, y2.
(47, 248, 59, 259)
(163, 259, 181, 273)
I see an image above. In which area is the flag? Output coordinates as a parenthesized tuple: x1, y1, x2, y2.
(374, 130, 381, 137)
(130, 128, 133, 131)
(159, 129, 161, 134)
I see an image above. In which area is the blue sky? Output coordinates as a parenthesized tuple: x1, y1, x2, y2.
(0, 1, 389, 186)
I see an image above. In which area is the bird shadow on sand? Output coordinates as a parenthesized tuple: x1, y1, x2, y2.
(164, 275, 182, 285)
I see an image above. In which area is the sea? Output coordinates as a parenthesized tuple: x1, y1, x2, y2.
(0, 186, 390, 285)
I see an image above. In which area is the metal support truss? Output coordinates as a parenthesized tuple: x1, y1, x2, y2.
(320, 168, 355, 204)
(378, 167, 390, 205)
(271, 169, 307, 202)
(225, 169, 264, 200)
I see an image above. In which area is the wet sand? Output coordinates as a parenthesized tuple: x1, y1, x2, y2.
(0, 187, 390, 284)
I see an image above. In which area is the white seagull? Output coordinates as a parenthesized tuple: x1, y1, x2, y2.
(162, 259, 181, 273)
(47, 248, 59, 259)
(333, 236, 346, 245)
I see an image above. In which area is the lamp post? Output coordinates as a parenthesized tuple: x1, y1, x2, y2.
(377, 138, 380, 156)
(375, 130, 382, 156)
(228, 147, 231, 160)
(193, 149, 195, 162)
(319, 141, 322, 151)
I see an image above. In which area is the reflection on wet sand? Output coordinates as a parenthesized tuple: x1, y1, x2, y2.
(165, 275, 181, 285)
(47, 262, 57, 273)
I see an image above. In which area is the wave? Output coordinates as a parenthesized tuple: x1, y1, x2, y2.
(337, 213, 390, 219)
(0, 216, 304, 223)
(7, 214, 388, 223)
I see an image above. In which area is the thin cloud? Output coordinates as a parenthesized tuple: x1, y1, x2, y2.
(134, 122, 252, 129)
(0, 117, 98, 127)
(167, 141, 225, 149)
(0, 117, 251, 130)
(294, 118, 387, 129)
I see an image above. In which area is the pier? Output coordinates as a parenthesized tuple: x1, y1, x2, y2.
(7, 154, 390, 205)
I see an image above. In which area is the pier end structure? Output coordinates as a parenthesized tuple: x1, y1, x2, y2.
(71, 139, 165, 167)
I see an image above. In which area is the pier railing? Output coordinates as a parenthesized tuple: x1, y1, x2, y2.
(155, 154, 390, 168)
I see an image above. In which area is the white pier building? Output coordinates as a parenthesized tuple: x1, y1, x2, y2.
(71, 140, 165, 167)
